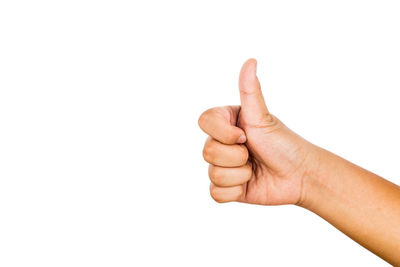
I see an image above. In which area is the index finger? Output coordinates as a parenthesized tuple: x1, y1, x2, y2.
(198, 106, 246, 145)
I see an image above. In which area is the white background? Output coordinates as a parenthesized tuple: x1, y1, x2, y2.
(0, 1, 399, 266)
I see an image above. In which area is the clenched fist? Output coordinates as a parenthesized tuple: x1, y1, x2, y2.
(198, 59, 319, 205)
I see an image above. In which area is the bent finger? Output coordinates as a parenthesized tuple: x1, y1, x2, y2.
(203, 137, 248, 167)
(198, 106, 246, 145)
(208, 164, 252, 187)
(209, 183, 243, 203)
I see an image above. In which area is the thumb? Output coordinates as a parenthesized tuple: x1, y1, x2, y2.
(238, 58, 270, 125)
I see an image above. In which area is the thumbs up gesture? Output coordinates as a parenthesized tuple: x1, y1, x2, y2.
(198, 59, 319, 205)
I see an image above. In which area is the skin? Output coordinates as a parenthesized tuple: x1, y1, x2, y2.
(198, 59, 400, 265)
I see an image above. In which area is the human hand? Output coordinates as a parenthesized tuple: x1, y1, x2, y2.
(199, 59, 400, 266)
(198, 59, 319, 205)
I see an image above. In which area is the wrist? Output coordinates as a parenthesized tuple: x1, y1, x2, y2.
(296, 144, 336, 210)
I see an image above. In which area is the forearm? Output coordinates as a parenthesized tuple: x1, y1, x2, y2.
(299, 146, 400, 265)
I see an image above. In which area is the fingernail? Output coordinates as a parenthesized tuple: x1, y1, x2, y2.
(237, 134, 247, 143)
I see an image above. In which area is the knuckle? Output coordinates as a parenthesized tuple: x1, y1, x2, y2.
(198, 108, 215, 129)
(209, 185, 223, 203)
(238, 145, 249, 163)
(202, 144, 214, 163)
(209, 166, 223, 185)
(198, 111, 207, 128)
(258, 114, 281, 129)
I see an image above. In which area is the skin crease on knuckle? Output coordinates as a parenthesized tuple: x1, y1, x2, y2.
(208, 164, 252, 187)
(202, 141, 214, 164)
(197, 108, 212, 129)
(209, 184, 243, 203)
(202, 137, 248, 167)
(210, 186, 225, 203)
(198, 108, 219, 137)
(198, 107, 241, 145)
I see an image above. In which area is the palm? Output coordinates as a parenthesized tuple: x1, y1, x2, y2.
(236, 108, 311, 205)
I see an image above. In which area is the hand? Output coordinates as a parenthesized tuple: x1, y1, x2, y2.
(199, 59, 400, 265)
(198, 59, 319, 205)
